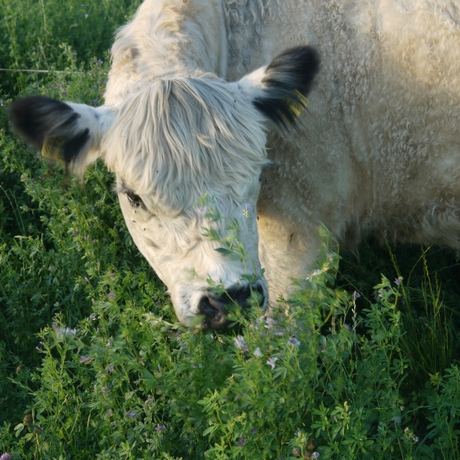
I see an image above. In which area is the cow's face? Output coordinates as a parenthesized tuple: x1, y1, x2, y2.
(110, 78, 269, 328)
(8, 46, 319, 328)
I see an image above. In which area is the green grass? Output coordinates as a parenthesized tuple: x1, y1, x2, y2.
(1, 1, 460, 458)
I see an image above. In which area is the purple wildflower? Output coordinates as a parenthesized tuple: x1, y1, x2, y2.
(264, 318, 277, 329)
(107, 291, 116, 300)
(288, 337, 301, 347)
(196, 206, 207, 220)
(312, 452, 320, 459)
(352, 291, 361, 299)
(79, 355, 92, 363)
(0, 453, 13, 460)
(237, 435, 246, 446)
(128, 412, 136, 418)
(155, 424, 166, 431)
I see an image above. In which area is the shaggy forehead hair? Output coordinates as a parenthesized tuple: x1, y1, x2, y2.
(104, 77, 268, 214)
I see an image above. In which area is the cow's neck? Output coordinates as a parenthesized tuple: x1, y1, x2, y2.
(221, 0, 284, 81)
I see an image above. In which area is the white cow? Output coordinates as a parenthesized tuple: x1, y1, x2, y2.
(9, 0, 460, 328)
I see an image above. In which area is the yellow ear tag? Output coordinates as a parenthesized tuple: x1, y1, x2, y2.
(289, 90, 309, 119)
(41, 137, 66, 162)
(281, 90, 309, 124)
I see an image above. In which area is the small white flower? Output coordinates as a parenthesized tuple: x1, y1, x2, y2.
(253, 347, 263, 357)
(57, 327, 77, 338)
(234, 335, 249, 352)
(266, 357, 278, 369)
(250, 316, 266, 330)
(306, 269, 322, 282)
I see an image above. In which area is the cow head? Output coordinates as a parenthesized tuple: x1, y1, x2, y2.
(9, 46, 319, 328)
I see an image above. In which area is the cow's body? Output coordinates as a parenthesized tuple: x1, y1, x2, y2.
(9, 0, 460, 326)
(223, 0, 460, 300)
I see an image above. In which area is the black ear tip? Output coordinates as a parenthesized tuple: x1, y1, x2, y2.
(8, 97, 44, 147)
(252, 45, 321, 130)
(8, 96, 77, 149)
(288, 45, 320, 64)
(267, 45, 320, 69)
(263, 45, 321, 95)
(302, 46, 320, 72)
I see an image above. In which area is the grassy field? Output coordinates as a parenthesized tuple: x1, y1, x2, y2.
(1, 1, 460, 458)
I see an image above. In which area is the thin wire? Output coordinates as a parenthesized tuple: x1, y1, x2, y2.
(0, 68, 82, 74)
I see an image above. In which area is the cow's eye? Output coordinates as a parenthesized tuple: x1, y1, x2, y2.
(126, 191, 144, 209)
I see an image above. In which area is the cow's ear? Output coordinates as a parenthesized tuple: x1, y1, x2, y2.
(237, 46, 320, 130)
(8, 96, 115, 177)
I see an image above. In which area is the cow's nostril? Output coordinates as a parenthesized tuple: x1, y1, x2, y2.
(198, 295, 229, 329)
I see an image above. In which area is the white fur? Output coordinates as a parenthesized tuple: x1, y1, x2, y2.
(26, 0, 460, 324)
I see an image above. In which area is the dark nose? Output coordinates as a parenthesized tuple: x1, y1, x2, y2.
(198, 283, 266, 329)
